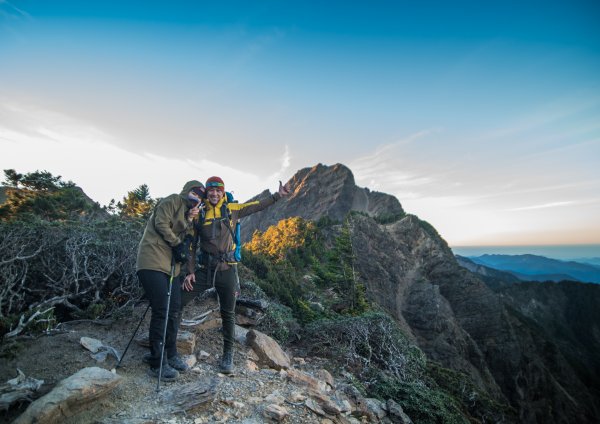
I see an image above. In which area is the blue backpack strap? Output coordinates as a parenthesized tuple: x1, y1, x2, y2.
(220, 197, 242, 262)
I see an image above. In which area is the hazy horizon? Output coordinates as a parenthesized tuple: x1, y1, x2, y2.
(452, 244, 600, 261)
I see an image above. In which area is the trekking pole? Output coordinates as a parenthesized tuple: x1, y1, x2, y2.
(156, 258, 176, 392)
(116, 302, 151, 368)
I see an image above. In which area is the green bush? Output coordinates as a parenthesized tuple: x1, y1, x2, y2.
(426, 362, 517, 423)
(373, 377, 470, 424)
(259, 302, 300, 344)
(374, 211, 405, 224)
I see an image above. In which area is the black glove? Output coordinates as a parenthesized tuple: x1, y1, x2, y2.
(172, 235, 193, 264)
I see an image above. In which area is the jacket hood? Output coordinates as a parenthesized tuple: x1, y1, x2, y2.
(180, 180, 205, 196)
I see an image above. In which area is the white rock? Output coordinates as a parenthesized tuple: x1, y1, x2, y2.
(80, 337, 103, 353)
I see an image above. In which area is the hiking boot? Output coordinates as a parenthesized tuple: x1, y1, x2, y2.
(219, 349, 234, 374)
(142, 353, 152, 364)
(147, 363, 179, 381)
(168, 355, 190, 372)
(143, 353, 189, 373)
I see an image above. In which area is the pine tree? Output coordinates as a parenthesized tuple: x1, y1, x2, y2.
(117, 184, 156, 219)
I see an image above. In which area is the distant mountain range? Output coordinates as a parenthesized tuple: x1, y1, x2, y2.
(465, 254, 600, 284)
(574, 257, 600, 267)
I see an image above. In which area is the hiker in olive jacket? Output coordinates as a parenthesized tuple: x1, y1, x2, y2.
(136, 180, 205, 381)
(181, 176, 290, 374)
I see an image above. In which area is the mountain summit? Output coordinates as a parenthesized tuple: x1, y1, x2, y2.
(240, 163, 404, 242)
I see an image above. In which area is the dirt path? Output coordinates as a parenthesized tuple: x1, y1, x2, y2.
(1, 302, 339, 423)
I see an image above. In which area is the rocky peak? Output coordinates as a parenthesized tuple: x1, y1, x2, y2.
(239, 162, 600, 423)
(240, 163, 404, 242)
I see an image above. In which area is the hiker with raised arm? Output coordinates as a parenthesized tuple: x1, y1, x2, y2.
(181, 176, 290, 374)
(136, 180, 205, 382)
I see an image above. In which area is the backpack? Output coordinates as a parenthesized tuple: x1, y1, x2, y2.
(225, 192, 242, 262)
(198, 191, 242, 263)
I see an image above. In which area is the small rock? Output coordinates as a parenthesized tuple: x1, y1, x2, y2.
(316, 369, 335, 389)
(265, 392, 285, 404)
(213, 411, 231, 423)
(198, 350, 210, 360)
(305, 398, 326, 416)
(286, 368, 328, 393)
(263, 404, 288, 421)
(176, 331, 196, 355)
(288, 391, 306, 403)
(293, 357, 306, 365)
(80, 336, 103, 353)
(245, 360, 259, 372)
(247, 349, 260, 361)
(191, 318, 222, 333)
(183, 354, 197, 368)
(234, 325, 250, 344)
(338, 399, 352, 414)
(365, 398, 387, 420)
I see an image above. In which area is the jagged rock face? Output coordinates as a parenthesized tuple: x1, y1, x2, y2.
(497, 282, 600, 421)
(240, 163, 403, 242)
(241, 163, 600, 423)
(349, 214, 599, 423)
(349, 215, 504, 397)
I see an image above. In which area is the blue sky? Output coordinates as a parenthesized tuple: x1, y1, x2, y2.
(1, 0, 599, 246)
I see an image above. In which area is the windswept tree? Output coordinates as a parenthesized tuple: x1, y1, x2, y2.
(116, 184, 156, 219)
(0, 169, 101, 221)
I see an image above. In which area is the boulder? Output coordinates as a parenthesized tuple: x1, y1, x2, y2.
(13, 367, 121, 424)
(246, 329, 290, 370)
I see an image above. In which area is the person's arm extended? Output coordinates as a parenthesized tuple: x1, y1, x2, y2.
(233, 195, 277, 219)
(234, 181, 290, 219)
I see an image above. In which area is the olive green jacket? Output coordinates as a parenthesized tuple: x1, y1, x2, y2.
(136, 180, 203, 275)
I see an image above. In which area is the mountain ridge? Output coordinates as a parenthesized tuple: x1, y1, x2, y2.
(468, 253, 600, 283)
(240, 162, 600, 423)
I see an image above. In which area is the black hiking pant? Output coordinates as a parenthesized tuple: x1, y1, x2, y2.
(138, 269, 182, 367)
(182, 264, 238, 352)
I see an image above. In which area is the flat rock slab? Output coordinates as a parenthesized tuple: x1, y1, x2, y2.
(160, 378, 217, 414)
(13, 367, 122, 424)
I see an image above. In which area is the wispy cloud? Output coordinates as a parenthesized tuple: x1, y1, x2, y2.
(350, 130, 436, 173)
(350, 130, 463, 202)
(0, 0, 32, 21)
(266, 144, 291, 186)
(484, 94, 600, 141)
(0, 100, 286, 204)
(506, 201, 576, 212)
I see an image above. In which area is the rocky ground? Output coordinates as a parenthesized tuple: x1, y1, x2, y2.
(0, 296, 404, 424)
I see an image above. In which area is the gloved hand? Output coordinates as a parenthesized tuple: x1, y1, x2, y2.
(172, 235, 193, 264)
